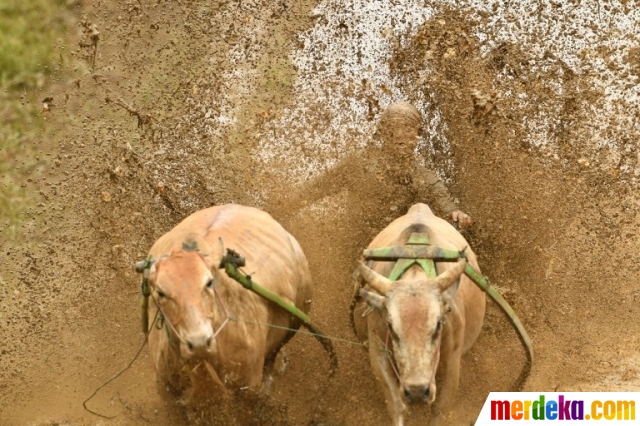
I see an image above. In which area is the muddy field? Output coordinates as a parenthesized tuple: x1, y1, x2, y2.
(2, 1, 640, 425)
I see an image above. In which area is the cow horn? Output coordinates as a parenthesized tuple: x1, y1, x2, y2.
(434, 258, 467, 291)
(134, 260, 147, 273)
(357, 262, 393, 295)
(135, 257, 155, 273)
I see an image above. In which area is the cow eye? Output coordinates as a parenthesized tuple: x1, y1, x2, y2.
(206, 279, 214, 290)
(156, 289, 166, 299)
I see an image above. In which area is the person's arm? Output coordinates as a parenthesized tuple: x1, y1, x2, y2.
(267, 154, 357, 216)
(415, 166, 472, 229)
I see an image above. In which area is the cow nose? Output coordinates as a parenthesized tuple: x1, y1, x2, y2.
(184, 332, 213, 356)
(403, 384, 430, 403)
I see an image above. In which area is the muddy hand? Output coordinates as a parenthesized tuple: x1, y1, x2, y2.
(451, 210, 472, 229)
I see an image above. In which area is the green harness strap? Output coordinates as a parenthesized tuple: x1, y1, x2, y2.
(388, 233, 437, 280)
(222, 255, 338, 374)
(223, 262, 312, 326)
(137, 252, 329, 360)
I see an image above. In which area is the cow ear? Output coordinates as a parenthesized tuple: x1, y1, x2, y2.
(209, 237, 225, 269)
(360, 288, 385, 309)
(147, 259, 160, 284)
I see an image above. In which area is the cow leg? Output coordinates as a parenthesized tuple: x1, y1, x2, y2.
(428, 351, 461, 426)
(183, 360, 230, 407)
(263, 327, 297, 394)
(262, 355, 276, 394)
(262, 353, 278, 394)
(370, 347, 407, 426)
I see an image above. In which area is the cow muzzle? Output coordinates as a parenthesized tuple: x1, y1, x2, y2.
(181, 329, 214, 358)
(403, 382, 437, 404)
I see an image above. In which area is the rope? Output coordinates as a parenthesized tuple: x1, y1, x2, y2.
(229, 316, 368, 349)
(83, 309, 374, 419)
(82, 309, 159, 419)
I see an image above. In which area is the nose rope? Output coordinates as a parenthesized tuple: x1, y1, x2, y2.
(212, 286, 231, 339)
(154, 286, 362, 355)
(153, 296, 187, 346)
(385, 328, 404, 387)
(430, 336, 442, 385)
(153, 286, 231, 351)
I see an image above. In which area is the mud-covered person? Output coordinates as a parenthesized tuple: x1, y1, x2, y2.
(271, 102, 471, 244)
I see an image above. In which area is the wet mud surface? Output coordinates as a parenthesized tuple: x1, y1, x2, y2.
(2, 1, 640, 425)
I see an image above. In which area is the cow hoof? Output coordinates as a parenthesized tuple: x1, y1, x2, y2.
(176, 395, 190, 407)
(275, 351, 289, 375)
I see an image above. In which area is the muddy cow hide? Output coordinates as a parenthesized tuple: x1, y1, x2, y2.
(142, 204, 313, 407)
(352, 203, 486, 426)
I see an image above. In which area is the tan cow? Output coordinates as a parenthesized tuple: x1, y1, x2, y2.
(141, 204, 314, 406)
(351, 203, 486, 426)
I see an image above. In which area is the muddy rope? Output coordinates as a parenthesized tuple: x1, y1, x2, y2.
(82, 309, 159, 419)
(82, 309, 376, 419)
(230, 317, 368, 349)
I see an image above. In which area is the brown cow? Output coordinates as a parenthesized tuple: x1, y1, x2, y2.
(141, 204, 313, 406)
(351, 203, 486, 426)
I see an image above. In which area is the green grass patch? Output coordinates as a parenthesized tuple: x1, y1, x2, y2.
(0, 0, 70, 240)
(0, 0, 68, 88)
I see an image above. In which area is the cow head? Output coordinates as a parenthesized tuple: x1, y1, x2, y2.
(358, 258, 466, 404)
(147, 235, 226, 360)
